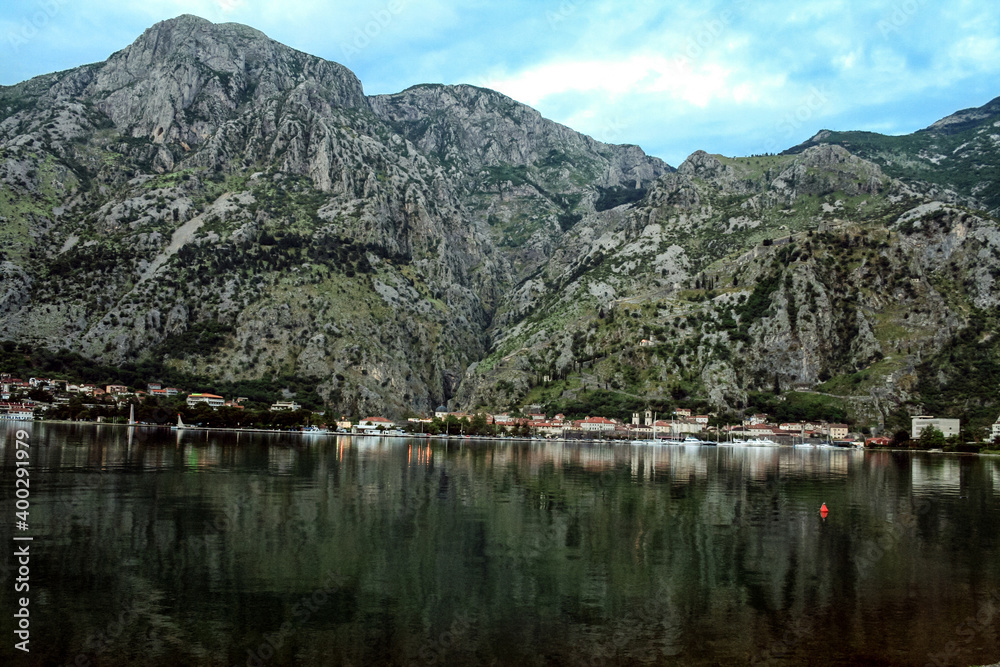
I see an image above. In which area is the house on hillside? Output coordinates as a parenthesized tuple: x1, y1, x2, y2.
(992, 415, 1000, 441)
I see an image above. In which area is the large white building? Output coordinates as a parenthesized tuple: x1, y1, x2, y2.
(992, 415, 1000, 441)
(0, 403, 34, 420)
(186, 393, 225, 408)
(911, 415, 960, 439)
(580, 417, 617, 432)
(357, 417, 395, 431)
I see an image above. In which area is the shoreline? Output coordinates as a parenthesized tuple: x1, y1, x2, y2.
(7, 420, 1000, 454)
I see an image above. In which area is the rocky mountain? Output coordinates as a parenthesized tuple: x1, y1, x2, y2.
(0, 15, 998, 432)
(788, 94, 1000, 215)
(0, 15, 665, 417)
(458, 143, 1000, 432)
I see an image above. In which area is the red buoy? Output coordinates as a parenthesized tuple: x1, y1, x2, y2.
(820, 503, 829, 516)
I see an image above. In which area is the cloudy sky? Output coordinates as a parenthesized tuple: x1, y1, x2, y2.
(1, 0, 998, 166)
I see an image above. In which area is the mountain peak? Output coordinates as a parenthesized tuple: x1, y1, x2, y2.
(141, 13, 275, 50)
(81, 14, 367, 146)
(158, 13, 214, 27)
(111, 14, 300, 76)
(920, 95, 1000, 135)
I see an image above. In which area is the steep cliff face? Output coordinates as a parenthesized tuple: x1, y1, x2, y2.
(371, 84, 670, 283)
(370, 84, 665, 188)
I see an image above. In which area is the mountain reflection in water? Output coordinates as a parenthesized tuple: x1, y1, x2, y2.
(2, 424, 1000, 666)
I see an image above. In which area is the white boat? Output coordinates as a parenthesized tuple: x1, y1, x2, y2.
(170, 414, 186, 430)
(301, 426, 331, 434)
(745, 437, 780, 446)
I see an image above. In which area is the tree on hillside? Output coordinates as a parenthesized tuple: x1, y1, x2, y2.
(917, 426, 946, 449)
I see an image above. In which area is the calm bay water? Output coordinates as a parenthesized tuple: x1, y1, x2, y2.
(2, 423, 1000, 666)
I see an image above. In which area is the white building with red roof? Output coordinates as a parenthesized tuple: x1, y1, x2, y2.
(187, 393, 225, 408)
(579, 416, 617, 432)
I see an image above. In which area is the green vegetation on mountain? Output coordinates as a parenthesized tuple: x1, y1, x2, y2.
(787, 96, 1000, 214)
(0, 15, 998, 431)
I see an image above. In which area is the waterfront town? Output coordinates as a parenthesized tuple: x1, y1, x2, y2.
(3, 372, 999, 446)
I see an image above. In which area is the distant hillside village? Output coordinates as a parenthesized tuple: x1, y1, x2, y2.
(3, 373, 999, 448)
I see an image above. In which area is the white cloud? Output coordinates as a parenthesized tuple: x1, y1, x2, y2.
(948, 35, 1000, 70)
(480, 53, 791, 112)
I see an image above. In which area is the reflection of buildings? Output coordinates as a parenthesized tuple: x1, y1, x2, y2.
(911, 457, 961, 495)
